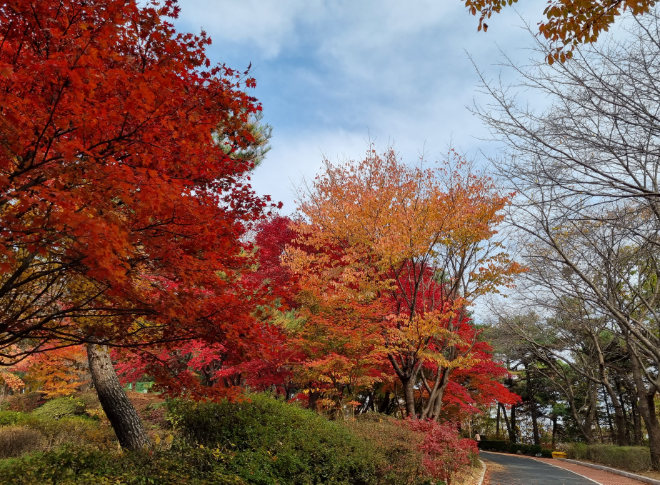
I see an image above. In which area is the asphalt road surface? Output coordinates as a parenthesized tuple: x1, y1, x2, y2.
(481, 452, 597, 485)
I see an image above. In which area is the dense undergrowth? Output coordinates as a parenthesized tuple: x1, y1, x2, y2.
(0, 392, 479, 485)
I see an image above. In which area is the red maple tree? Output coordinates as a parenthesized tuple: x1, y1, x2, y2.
(0, 0, 277, 449)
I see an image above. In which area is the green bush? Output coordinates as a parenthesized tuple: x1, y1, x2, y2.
(0, 396, 454, 484)
(0, 410, 28, 426)
(565, 443, 651, 472)
(566, 442, 588, 460)
(0, 446, 248, 485)
(26, 415, 115, 450)
(0, 413, 115, 455)
(588, 445, 651, 472)
(348, 413, 435, 485)
(168, 394, 383, 485)
(75, 391, 102, 410)
(33, 397, 86, 420)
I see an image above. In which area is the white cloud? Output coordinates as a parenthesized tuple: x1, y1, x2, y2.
(248, 129, 370, 212)
(178, 0, 326, 58)
(177, 0, 557, 209)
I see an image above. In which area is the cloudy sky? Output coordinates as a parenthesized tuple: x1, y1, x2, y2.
(173, 0, 548, 211)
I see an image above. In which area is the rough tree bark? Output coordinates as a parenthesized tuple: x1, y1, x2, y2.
(402, 376, 416, 418)
(629, 342, 660, 470)
(87, 343, 150, 450)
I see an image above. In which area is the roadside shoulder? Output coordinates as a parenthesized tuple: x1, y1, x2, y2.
(556, 458, 660, 485)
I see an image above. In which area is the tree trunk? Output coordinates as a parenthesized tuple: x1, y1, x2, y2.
(526, 365, 541, 445)
(500, 402, 513, 442)
(600, 375, 629, 445)
(87, 343, 150, 450)
(531, 405, 541, 445)
(496, 403, 501, 439)
(603, 388, 615, 444)
(551, 415, 557, 449)
(429, 368, 451, 420)
(509, 405, 518, 443)
(608, 389, 628, 446)
(634, 389, 660, 469)
(388, 354, 419, 418)
(629, 343, 660, 470)
(643, 392, 660, 470)
(402, 377, 416, 418)
(633, 402, 642, 445)
(308, 390, 320, 412)
(378, 392, 391, 414)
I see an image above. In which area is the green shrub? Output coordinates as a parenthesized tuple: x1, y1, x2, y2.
(168, 394, 382, 485)
(0, 410, 27, 426)
(0, 396, 453, 484)
(26, 416, 115, 450)
(0, 413, 116, 455)
(0, 426, 45, 458)
(0, 446, 248, 485)
(75, 391, 102, 410)
(566, 442, 588, 460)
(564, 444, 652, 472)
(33, 397, 86, 420)
(348, 414, 431, 485)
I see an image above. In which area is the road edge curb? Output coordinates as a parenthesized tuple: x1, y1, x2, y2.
(558, 458, 660, 485)
(476, 459, 487, 485)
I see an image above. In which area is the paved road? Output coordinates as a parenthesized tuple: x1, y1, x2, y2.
(481, 452, 597, 485)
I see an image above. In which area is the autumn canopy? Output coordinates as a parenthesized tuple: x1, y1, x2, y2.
(0, 0, 521, 456)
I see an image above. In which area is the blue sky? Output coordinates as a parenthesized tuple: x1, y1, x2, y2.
(174, 0, 549, 211)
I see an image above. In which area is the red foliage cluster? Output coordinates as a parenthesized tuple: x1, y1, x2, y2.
(0, 0, 280, 377)
(406, 419, 478, 485)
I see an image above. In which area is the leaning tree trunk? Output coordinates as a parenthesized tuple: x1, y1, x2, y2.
(87, 342, 150, 450)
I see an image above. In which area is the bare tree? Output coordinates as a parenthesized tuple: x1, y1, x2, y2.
(474, 9, 660, 467)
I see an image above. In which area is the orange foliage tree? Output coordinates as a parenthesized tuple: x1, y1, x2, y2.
(285, 148, 524, 418)
(20, 346, 89, 398)
(464, 0, 655, 63)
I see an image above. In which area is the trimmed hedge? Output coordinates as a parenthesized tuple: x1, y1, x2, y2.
(478, 440, 553, 458)
(565, 443, 652, 472)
